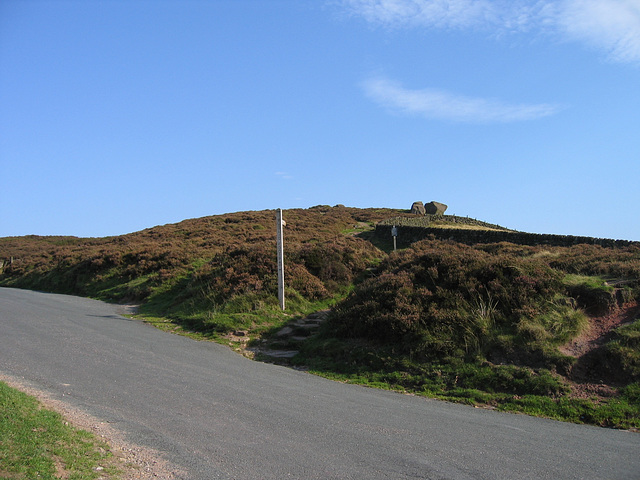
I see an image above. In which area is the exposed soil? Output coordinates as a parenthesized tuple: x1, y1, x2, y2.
(560, 301, 639, 399)
(560, 301, 637, 358)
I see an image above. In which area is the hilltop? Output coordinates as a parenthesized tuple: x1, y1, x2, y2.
(1, 206, 639, 429)
(0, 206, 395, 304)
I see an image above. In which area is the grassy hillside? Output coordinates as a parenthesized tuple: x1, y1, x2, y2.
(2, 206, 639, 429)
(0, 206, 396, 333)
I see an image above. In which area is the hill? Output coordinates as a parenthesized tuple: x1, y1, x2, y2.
(1, 206, 639, 429)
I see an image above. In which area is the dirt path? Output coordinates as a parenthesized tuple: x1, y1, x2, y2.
(560, 301, 639, 399)
(560, 301, 638, 358)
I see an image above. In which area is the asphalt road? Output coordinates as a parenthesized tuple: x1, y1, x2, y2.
(1, 287, 639, 479)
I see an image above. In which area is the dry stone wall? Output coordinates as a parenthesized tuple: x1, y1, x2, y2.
(374, 224, 638, 249)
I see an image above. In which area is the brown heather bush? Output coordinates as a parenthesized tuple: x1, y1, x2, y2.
(328, 238, 639, 366)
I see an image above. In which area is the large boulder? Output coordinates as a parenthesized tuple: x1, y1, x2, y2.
(410, 201, 426, 215)
(425, 201, 447, 215)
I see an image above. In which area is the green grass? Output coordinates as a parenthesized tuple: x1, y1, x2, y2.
(134, 288, 345, 351)
(341, 221, 376, 235)
(562, 274, 615, 291)
(0, 381, 121, 479)
(290, 337, 640, 430)
(497, 388, 640, 429)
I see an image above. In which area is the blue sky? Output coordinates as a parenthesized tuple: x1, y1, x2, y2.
(1, 0, 639, 240)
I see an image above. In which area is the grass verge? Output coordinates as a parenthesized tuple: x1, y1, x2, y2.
(0, 381, 121, 479)
(289, 337, 640, 431)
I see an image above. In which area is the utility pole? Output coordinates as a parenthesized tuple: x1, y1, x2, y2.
(276, 208, 285, 310)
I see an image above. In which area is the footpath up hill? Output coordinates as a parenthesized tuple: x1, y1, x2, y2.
(1, 206, 640, 429)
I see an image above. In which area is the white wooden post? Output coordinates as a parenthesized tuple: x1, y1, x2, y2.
(276, 208, 285, 310)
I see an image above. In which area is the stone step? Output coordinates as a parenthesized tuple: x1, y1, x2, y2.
(276, 326, 294, 337)
(258, 349, 299, 358)
(257, 309, 331, 361)
(292, 322, 320, 329)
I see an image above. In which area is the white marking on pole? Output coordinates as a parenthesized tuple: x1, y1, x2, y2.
(276, 208, 285, 310)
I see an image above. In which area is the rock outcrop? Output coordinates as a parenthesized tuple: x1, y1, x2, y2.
(410, 201, 426, 215)
(425, 201, 447, 215)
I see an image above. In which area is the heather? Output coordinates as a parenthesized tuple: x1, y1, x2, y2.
(328, 240, 575, 364)
(0, 206, 394, 334)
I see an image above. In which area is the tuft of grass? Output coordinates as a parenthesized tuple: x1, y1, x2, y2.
(0, 381, 121, 479)
(532, 302, 590, 345)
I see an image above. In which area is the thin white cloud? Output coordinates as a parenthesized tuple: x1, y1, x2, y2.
(275, 171, 294, 180)
(339, 0, 640, 64)
(340, 0, 498, 29)
(362, 77, 560, 122)
(559, 0, 640, 64)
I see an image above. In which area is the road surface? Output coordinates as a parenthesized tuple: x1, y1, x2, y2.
(1, 287, 638, 479)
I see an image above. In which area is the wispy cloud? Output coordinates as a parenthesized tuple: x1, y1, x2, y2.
(559, 0, 640, 64)
(339, 0, 640, 64)
(275, 171, 294, 180)
(362, 77, 561, 122)
(340, 0, 498, 29)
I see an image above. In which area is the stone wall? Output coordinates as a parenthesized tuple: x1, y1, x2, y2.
(374, 224, 638, 249)
(379, 215, 512, 231)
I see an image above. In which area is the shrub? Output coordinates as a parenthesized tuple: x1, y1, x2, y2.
(328, 238, 587, 364)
